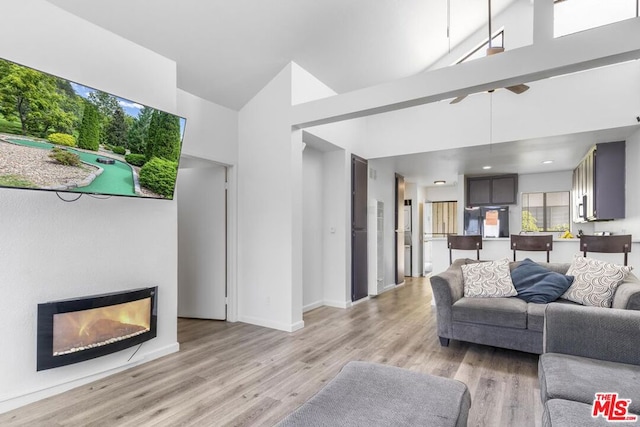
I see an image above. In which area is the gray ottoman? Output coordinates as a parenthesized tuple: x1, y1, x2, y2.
(542, 399, 640, 427)
(276, 361, 471, 427)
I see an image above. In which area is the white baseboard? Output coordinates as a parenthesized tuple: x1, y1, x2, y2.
(382, 283, 396, 293)
(351, 296, 370, 306)
(322, 299, 351, 309)
(290, 320, 304, 332)
(238, 315, 304, 332)
(0, 342, 179, 414)
(303, 300, 323, 313)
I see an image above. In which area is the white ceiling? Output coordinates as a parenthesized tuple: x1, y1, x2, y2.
(45, 0, 640, 185)
(47, 0, 517, 110)
(384, 125, 640, 187)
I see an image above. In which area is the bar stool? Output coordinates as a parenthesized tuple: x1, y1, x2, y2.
(580, 234, 632, 266)
(447, 235, 482, 265)
(511, 234, 553, 263)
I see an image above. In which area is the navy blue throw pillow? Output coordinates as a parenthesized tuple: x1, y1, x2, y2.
(510, 258, 574, 304)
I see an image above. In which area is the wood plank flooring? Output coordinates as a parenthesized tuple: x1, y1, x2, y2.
(0, 277, 542, 426)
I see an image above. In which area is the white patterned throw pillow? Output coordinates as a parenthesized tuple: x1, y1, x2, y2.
(561, 255, 632, 308)
(461, 258, 518, 298)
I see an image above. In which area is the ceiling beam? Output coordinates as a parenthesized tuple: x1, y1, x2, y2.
(292, 17, 640, 129)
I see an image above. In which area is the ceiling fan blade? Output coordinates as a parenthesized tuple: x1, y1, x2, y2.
(450, 95, 467, 104)
(505, 84, 530, 94)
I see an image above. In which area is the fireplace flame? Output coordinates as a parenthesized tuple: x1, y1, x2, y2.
(52, 298, 151, 356)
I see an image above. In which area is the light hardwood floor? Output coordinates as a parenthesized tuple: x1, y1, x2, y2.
(0, 277, 543, 426)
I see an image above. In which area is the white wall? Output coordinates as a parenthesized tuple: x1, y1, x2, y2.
(359, 60, 640, 160)
(177, 89, 238, 165)
(322, 149, 351, 307)
(304, 119, 367, 157)
(291, 62, 336, 105)
(0, 0, 179, 412)
(237, 64, 303, 332)
(424, 185, 459, 202)
(176, 89, 239, 321)
(296, 65, 356, 310)
(428, 0, 533, 71)
(302, 146, 324, 311)
(1, 3, 177, 114)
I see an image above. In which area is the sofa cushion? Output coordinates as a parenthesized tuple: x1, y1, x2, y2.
(511, 258, 574, 303)
(461, 258, 517, 298)
(562, 256, 633, 308)
(526, 302, 546, 332)
(452, 297, 527, 329)
(527, 300, 580, 332)
(542, 399, 638, 427)
(276, 361, 471, 427)
(539, 353, 640, 414)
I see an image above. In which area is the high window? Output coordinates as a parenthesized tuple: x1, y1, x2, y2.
(521, 191, 570, 232)
(554, 0, 639, 38)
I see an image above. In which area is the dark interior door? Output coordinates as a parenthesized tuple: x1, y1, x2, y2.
(396, 174, 405, 285)
(352, 155, 368, 301)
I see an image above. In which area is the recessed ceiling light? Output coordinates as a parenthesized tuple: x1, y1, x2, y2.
(542, 160, 554, 164)
(434, 180, 446, 185)
(482, 165, 492, 170)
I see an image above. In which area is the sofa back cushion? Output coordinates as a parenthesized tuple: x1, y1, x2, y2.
(511, 258, 574, 304)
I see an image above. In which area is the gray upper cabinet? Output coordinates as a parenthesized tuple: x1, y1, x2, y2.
(467, 174, 518, 206)
(572, 141, 625, 222)
(467, 178, 491, 206)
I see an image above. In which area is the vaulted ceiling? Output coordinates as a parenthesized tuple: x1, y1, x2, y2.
(47, 0, 517, 110)
(46, 0, 640, 186)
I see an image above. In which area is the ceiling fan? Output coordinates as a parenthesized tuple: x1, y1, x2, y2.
(450, 0, 530, 104)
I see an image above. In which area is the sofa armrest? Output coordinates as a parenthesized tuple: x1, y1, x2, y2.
(429, 258, 474, 338)
(612, 272, 640, 310)
(543, 302, 640, 366)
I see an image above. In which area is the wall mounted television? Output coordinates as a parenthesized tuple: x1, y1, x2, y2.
(0, 57, 186, 200)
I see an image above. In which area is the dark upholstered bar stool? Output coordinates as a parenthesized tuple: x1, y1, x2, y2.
(447, 235, 482, 265)
(511, 234, 553, 263)
(580, 234, 632, 266)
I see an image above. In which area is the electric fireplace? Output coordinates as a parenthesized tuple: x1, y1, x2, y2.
(37, 287, 157, 371)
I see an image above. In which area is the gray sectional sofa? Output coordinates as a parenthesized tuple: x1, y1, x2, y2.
(430, 258, 640, 354)
(277, 361, 471, 427)
(539, 303, 640, 426)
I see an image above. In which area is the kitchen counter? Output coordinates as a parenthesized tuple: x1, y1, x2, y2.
(429, 236, 639, 275)
(429, 237, 583, 242)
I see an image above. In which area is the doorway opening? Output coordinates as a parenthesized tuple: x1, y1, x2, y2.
(177, 160, 228, 321)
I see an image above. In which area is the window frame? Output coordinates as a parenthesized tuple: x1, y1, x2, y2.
(521, 191, 571, 233)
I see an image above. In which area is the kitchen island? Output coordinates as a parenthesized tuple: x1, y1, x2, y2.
(430, 236, 639, 276)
